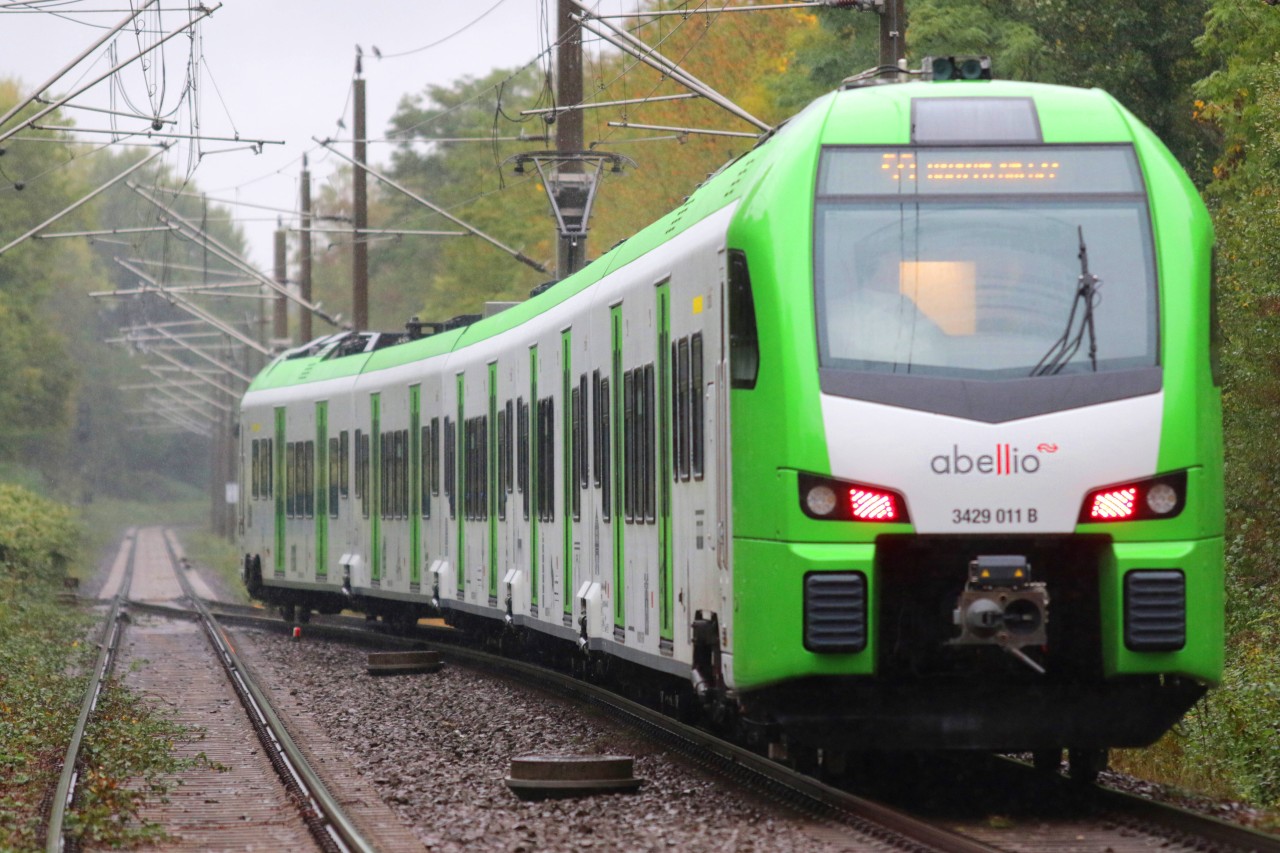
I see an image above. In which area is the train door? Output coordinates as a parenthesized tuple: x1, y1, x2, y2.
(410, 384, 422, 594)
(488, 363, 499, 607)
(610, 307, 624, 641)
(315, 400, 329, 582)
(561, 329, 575, 627)
(274, 407, 286, 579)
(529, 346, 540, 617)
(369, 392, 382, 588)
(714, 249, 736, 679)
(657, 281, 674, 655)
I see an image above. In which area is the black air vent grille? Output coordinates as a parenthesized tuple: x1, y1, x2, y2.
(804, 572, 867, 653)
(1124, 570, 1185, 652)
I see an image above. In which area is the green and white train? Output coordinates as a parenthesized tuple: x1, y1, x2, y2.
(239, 72, 1222, 774)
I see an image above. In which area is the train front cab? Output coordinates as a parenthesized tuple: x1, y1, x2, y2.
(723, 81, 1224, 757)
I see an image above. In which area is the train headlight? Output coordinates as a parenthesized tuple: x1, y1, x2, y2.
(799, 473, 909, 523)
(1078, 471, 1187, 523)
(1146, 483, 1178, 515)
(805, 484, 838, 517)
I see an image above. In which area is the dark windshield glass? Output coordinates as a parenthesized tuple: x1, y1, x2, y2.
(814, 146, 1156, 380)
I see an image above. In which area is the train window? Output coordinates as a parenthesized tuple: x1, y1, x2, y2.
(379, 433, 388, 520)
(518, 398, 530, 520)
(692, 333, 704, 480)
(261, 440, 269, 500)
(355, 430, 364, 501)
(430, 417, 440, 497)
(728, 251, 759, 389)
(505, 400, 514, 494)
(537, 397, 555, 523)
(465, 419, 475, 520)
(480, 418, 489, 520)
(401, 430, 411, 519)
(396, 430, 404, 519)
(329, 437, 340, 517)
(306, 441, 316, 518)
(624, 369, 635, 524)
(571, 384, 582, 522)
(360, 432, 371, 520)
(389, 431, 398, 519)
(444, 417, 456, 519)
(644, 363, 656, 523)
(600, 377, 611, 522)
(251, 440, 260, 500)
(676, 338, 690, 480)
(421, 425, 431, 519)
(285, 443, 295, 518)
(497, 407, 508, 521)
(578, 374, 589, 492)
(591, 370, 601, 488)
(340, 431, 350, 500)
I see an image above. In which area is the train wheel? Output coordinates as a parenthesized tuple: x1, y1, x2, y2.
(1032, 749, 1062, 774)
(296, 607, 311, 624)
(279, 604, 296, 623)
(1068, 747, 1107, 784)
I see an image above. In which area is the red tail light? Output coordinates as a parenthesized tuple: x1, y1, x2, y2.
(1088, 487, 1137, 520)
(849, 487, 899, 521)
(1078, 472, 1187, 524)
(799, 473, 909, 523)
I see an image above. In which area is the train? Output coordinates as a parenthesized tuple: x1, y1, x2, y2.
(238, 62, 1223, 782)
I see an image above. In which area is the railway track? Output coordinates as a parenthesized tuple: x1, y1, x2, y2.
(57, 528, 1280, 852)
(43, 527, 137, 852)
(49, 528, 420, 852)
(200, 602, 1280, 852)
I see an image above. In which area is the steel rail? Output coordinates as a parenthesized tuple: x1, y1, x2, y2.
(165, 602, 989, 853)
(159, 532, 377, 853)
(45, 529, 137, 853)
(160, 602, 1280, 852)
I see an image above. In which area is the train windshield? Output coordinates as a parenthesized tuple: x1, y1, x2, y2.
(813, 145, 1157, 380)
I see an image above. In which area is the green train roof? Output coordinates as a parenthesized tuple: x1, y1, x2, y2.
(246, 79, 1152, 395)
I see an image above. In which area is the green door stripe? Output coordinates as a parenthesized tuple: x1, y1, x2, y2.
(611, 306, 624, 629)
(562, 329, 573, 618)
(370, 393, 381, 584)
(530, 346, 539, 609)
(489, 363, 498, 601)
(456, 373, 465, 595)
(410, 384, 421, 587)
(316, 401, 329, 580)
(274, 407, 286, 577)
(657, 283, 673, 642)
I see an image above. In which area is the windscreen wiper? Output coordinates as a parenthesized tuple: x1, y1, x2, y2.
(1030, 226, 1100, 376)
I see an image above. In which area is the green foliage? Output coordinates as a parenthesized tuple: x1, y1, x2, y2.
(0, 489, 206, 848)
(0, 483, 78, 577)
(0, 485, 89, 849)
(763, 2, 1215, 179)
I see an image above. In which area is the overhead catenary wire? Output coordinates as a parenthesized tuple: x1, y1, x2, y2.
(0, 0, 160, 132)
(0, 3, 221, 146)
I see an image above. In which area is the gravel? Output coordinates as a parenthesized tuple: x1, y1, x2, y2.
(236, 631, 877, 853)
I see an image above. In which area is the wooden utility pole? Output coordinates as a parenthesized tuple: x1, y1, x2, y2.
(300, 155, 313, 343)
(879, 0, 906, 70)
(353, 56, 369, 330)
(556, 0, 586, 276)
(273, 225, 288, 342)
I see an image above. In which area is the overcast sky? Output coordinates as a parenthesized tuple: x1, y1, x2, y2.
(0, 1, 608, 267)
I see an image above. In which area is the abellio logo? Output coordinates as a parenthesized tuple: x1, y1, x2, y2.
(930, 443, 1059, 476)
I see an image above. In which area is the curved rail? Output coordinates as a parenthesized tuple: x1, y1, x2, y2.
(45, 528, 137, 853)
(157, 599, 1280, 853)
(159, 531, 377, 853)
